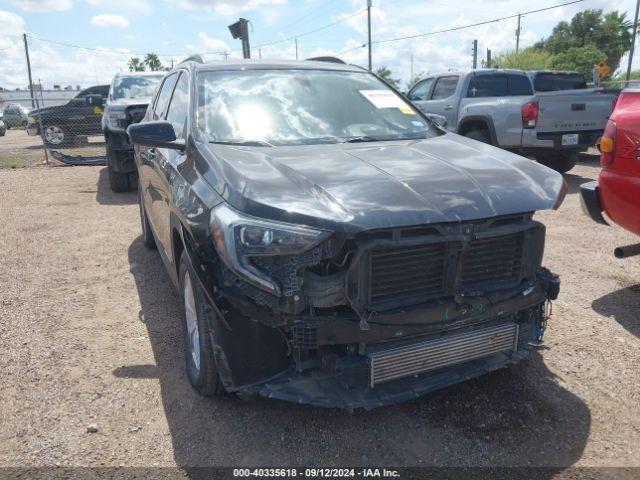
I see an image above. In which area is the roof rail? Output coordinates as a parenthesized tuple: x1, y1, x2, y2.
(179, 54, 205, 65)
(305, 56, 346, 64)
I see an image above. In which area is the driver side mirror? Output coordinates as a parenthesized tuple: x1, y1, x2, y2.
(85, 94, 104, 107)
(127, 121, 185, 151)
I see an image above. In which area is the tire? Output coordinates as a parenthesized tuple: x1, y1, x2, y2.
(464, 128, 492, 145)
(535, 152, 578, 174)
(108, 165, 130, 192)
(43, 124, 68, 147)
(179, 251, 224, 397)
(138, 187, 156, 249)
(105, 137, 130, 192)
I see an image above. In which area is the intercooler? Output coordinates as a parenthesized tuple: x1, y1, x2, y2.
(368, 323, 519, 386)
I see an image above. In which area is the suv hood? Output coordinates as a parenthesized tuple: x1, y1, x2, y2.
(202, 133, 565, 232)
(107, 97, 152, 108)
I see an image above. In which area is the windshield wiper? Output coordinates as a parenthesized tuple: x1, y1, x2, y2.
(343, 135, 382, 143)
(209, 140, 273, 147)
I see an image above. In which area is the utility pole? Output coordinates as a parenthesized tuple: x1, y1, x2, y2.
(259, 48, 262, 59)
(367, 0, 372, 71)
(410, 54, 414, 81)
(515, 13, 521, 54)
(295, 38, 298, 60)
(626, 0, 640, 86)
(472, 39, 478, 70)
(22, 33, 35, 109)
(486, 49, 492, 68)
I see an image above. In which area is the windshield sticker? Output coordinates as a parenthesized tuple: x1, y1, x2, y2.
(360, 90, 409, 109)
(399, 106, 416, 115)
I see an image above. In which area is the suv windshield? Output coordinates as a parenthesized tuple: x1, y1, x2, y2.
(533, 73, 587, 92)
(112, 75, 163, 100)
(197, 69, 440, 146)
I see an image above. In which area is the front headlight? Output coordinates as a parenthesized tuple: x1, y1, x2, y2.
(108, 111, 126, 128)
(210, 203, 331, 296)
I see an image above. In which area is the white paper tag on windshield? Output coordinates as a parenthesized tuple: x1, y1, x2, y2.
(360, 90, 408, 109)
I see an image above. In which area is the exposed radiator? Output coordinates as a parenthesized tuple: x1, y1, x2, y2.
(369, 323, 519, 386)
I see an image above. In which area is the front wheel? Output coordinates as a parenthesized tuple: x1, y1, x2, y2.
(179, 252, 224, 397)
(43, 124, 68, 147)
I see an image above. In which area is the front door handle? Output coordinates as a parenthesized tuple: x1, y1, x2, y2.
(147, 148, 157, 160)
(443, 105, 453, 111)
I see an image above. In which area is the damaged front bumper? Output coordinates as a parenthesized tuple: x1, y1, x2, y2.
(194, 214, 560, 409)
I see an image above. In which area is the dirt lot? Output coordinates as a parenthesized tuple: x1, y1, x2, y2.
(0, 156, 639, 473)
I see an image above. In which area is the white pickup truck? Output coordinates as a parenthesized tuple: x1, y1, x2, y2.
(407, 69, 615, 173)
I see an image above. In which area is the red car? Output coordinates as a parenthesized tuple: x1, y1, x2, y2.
(581, 88, 640, 258)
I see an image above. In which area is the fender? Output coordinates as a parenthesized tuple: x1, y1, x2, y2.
(171, 216, 291, 392)
(457, 114, 499, 145)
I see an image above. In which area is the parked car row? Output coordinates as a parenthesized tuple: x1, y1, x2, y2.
(17, 58, 626, 410)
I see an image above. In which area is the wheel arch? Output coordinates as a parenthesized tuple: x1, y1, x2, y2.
(457, 115, 498, 145)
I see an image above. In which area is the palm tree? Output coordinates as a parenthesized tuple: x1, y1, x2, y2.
(144, 53, 163, 72)
(128, 57, 145, 72)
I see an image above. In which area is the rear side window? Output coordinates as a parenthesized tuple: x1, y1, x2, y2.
(165, 72, 189, 139)
(507, 75, 533, 96)
(467, 75, 507, 97)
(533, 73, 587, 92)
(152, 73, 178, 120)
(431, 76, 459, 100)
(408, 78, 433, 101)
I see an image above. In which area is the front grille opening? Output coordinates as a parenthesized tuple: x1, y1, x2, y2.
(369, 243, 447, 309)
(460, 233, 524, 290)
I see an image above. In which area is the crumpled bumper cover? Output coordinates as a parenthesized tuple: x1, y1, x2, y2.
(256, 348, 532, 411)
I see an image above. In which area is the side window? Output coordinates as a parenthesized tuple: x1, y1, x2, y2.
(165, 72, 189, 140)
(431, 76, 459, 100)
(408, 78, 433, 101)
(152, 73, 178, 120)
(507, 75, 533, 96)
(467, 75, 507, 97)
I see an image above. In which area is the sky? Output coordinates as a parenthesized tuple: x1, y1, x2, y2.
(0, 0, 637, 91)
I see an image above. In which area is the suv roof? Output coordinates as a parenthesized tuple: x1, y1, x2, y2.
(179, 58, 365, 74)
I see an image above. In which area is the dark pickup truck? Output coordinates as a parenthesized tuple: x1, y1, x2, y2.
(27, 85, 109, 146)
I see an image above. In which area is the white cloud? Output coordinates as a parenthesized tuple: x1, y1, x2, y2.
(170, 0, 286, 15)
(85, 0, 153, 14)
(90, 14, 130, 28)
(10, 0, 72, 11)
(0, 10, 26, 36)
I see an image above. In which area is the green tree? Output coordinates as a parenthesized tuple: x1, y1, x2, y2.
(492, 47, 553, 70)
(144, 53, 163, 72)
(375, 66, 400, 89)
(127, 57, 145, 72)
(549, 45, 607, 78)
(537, 9, 632, 74)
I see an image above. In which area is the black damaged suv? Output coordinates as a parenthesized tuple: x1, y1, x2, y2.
(128, 57, 565, 410)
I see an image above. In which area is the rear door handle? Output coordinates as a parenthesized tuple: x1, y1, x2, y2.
(443, 105, 453, 111)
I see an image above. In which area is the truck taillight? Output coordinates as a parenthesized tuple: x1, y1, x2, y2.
(521, 101, 538, 129)
(599, 120, 617, 166)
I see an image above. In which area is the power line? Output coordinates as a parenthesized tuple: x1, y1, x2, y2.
(371, 0, 587, 45)
(25, 34, 229, 57)
(255, 8, 367, 49)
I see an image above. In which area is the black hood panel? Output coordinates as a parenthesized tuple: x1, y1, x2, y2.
(200, 133, 564, 231)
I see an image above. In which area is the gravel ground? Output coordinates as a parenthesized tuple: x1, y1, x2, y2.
(0, 156, 639, 472)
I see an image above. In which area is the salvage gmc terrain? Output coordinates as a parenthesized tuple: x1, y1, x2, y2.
(127, 57, 565, 409)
